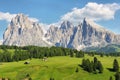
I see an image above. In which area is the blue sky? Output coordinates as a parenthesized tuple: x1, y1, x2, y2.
(0, 0, 120, 40)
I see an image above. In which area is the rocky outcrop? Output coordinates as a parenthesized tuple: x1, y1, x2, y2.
(46, 18, 120, 50)
(3, 14, 51, 46)
(3, 14, 120, 50)
(72, 18, 120, 50)
(45, 21, 77, 48)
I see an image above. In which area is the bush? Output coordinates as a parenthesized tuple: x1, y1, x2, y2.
(75, 67, 79, 72)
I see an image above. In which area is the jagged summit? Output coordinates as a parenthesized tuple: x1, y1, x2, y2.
(60, 21, 73, 29)
(3, 13, 120, 50)
(11, 13, 27, 24)
(83, 17, 114, 33)
(10, 13, 38, 29)
(83, 18, 105, 31)
(3, 13, 51, 46)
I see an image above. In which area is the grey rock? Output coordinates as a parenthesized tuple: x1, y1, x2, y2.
(46, 18, 120, 50)
(3, 14, 51, 46)
(3, 14, 120, 50)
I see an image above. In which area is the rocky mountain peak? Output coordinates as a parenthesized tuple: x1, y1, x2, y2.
(3, 13, 120, 50)
(82, 17, 113, 33)
(15, 13, 27, 20)
(11, 13, 27, 24)
(60, 21, 73, 29)
(10, 13, 39, 30)
(3, 14, 50, 46)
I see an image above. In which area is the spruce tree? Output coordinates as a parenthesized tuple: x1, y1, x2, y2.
(93, 57, 98, 70)
(97, 61, 103, 73)
(89, 61, 94, 72)
(94, 57, 98, 63)
(82, 59, 86, 68)
(113, 59, 119, 72)
(86, 59, 91, 72)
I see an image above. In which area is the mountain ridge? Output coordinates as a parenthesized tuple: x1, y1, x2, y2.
(3, 13, 120, 50)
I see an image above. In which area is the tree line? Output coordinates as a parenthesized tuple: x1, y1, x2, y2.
(86, 52, 120, 57)
(0, 46, 85, 62)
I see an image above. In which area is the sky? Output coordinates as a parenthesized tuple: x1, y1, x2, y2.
(0, 0, 120, 40)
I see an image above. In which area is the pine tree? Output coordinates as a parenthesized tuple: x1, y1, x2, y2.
(97, 61, 103, 73)
(86, 59, 92, 72)
(113, 59, 119, 72)
(82, 59, 86, 68)
(93, 57, 98, 70)
(94, 57, 98, 63)
(89, 61, 94, 72)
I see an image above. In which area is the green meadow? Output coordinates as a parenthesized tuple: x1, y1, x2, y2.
(0, 55, 119, 80)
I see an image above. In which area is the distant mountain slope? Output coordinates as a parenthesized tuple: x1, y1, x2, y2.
(46, 18, 120, 50)
(3, 14, 120, 50)
(84, 44, 120, 53)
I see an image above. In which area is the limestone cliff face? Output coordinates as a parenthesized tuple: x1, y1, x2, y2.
(3, 14, 120, 50)
(46, 18, 120, 50)
(3, 14, 51, 46)
(72, 18, 120, 50)
(45, 21, 77, 48)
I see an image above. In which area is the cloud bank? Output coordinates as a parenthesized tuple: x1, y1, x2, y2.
(0, 2, 120, 27)
(0, 12, 16, 22)
(61, 2, 120, 24)
(0, 12, 39, 22)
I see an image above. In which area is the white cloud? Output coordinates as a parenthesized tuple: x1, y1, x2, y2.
(0, 12, 16, 22)
(61, 2, 120, 24)
(0, 12, 39, 22)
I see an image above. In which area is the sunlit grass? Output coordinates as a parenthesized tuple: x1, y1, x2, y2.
(0, 55, 119, 80)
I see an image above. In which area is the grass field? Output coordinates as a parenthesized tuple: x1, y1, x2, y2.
(0, 55, 119, 80)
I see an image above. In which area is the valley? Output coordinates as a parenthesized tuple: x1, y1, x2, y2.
(0, 46, 119, 80)
(0, 55, 119, 80)
(0, 1, 120, 80)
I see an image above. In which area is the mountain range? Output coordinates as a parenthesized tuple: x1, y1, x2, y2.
(2, 14, 120, 51)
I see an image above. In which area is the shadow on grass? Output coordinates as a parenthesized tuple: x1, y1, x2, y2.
(78, 64, 82, 67)
(107, 68, 114, 72)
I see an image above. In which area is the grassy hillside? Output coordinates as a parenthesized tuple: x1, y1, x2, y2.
(0, 55, 119, 80)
